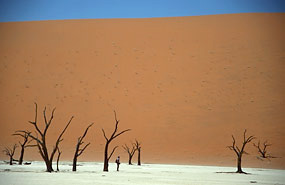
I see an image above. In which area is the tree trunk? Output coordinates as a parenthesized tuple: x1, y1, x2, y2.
(19, 146, 25, 165)
(237, 155, 243, 173)
(103, 143, 109, 172)
(128, 154, 133, 165)
(72, 156, 77, 171)
(9, 156, 13, 165)
(56, 160, 59, 171)
(103, 158, 109, 172)
(44, 160, 54, 172)
(138, 149, 141, 166)
(56, 153, 61, 171)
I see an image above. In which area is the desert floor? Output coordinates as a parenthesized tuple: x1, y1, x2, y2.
(0, 161, 284, 185)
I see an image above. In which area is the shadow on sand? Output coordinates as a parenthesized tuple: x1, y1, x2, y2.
(215, 171, 252, 175)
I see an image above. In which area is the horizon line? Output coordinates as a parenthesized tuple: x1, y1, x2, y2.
(0, 12, 284, 23)
(1, 0, 285, 23)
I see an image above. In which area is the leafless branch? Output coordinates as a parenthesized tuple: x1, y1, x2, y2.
(43, 107, 56, 136)
(51, 121, 69, 163)
(108, 146, 118, 160)
(78, 143, 90, 156)
(3, 144, 17, 157)
(102, 129, 108, 141)
(81, 123, 94, 141)
(123, 144, 136, 155)
(113, 129, 132, 140)
(29, 102, 43, 137)
(73, 123, 94, 171)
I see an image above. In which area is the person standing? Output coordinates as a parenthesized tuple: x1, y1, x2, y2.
(115, 156, 120, 171)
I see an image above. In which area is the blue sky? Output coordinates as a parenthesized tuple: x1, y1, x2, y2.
(0, 0, 284, 22)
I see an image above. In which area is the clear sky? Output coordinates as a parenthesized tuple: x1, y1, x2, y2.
(0, 0, 284, 22)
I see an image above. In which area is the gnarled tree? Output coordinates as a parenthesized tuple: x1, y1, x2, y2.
(73, 123, 94, 171)
(102, 111, 131, 172)
(253, 140, 276, 160)
(25, 103, 73, 172)
(13, 130, 36, 165)
(227, 129, 255, 173)
(134, 139, 142, 165)
(122, 143, 136, 165)
(3, 144, 17, 165)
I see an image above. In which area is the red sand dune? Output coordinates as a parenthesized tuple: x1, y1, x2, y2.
(0, 13, 284, 169)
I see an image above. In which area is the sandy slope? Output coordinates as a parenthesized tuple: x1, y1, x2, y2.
(0, 13, 284, 169)
(0, 161, 284, 185)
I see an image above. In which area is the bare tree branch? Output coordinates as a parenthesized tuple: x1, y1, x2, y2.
(227, 135, 239, 156)
(72, 123, 94, 171)
(110, 111, 120, 139)
(77, 143, 91, 157)
(29, 103, 43, 137)
(108, 146, 118, 160)
(50, 116, 73, 162)
(28, 133, 43, 145)
(3, 144, 17, 156)
(102, 129, 108, 141)
(43, 107, 56, 136)
(113, 129, 132, 140)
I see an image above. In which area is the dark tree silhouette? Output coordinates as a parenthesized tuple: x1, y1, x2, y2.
(253, 140, 276, 160)
(23, 103, 73, 172)
(72, 123, 94, 171)
(122, 143, 136, 165)
(12, 130, 36, 165)
(56, 147, 62, 171)
(227, 129, 255, 173)
(3, 144, 17, 165)
(134, 139, 142, 165)
(102, 111, 131, 172)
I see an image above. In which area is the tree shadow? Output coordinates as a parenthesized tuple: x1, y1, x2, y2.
(216, 171, 252, 175)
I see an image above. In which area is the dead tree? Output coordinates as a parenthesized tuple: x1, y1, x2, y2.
(12, 130, 36, 165)
(3, 144, 17, 165)
(24, 103, 73, 172)
(227, 129, 255, 173)
(56, 147, 62, 171)
(253, 140, 276, 160)
(102, 111, 131, 172)
(122, 144, 136, 165)
(134, 139, 142, 165)
(73, 123, 94, 171)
